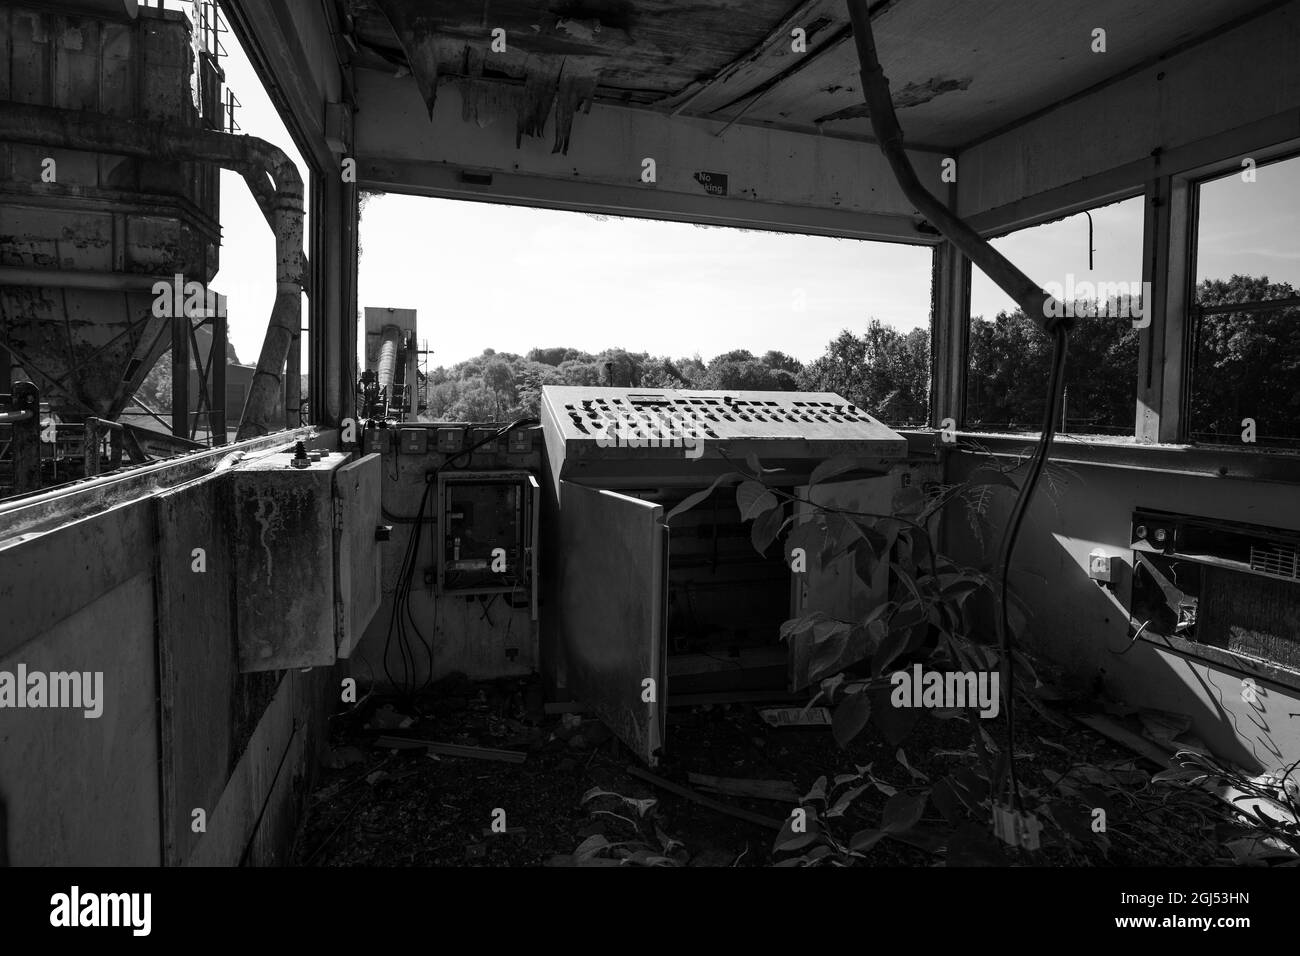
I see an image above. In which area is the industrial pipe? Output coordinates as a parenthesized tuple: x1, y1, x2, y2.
(0, 266, 172, 291)
(0, 100, 305, 441)
(0, 408, 35, 423)
(843, 1, 1068, 334)
(844, 0, 1075, 814)
(376, 324, 402, 390)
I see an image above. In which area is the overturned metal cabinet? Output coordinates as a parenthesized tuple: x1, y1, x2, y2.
(227, 450, 383, 672)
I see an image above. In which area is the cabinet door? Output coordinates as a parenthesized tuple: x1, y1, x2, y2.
(334, 453, 383, 659)
(557, 480, 667, 765)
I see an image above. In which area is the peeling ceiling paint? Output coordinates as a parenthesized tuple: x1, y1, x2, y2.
(368, 0, 794, 153)
(814, 76, 972, 124)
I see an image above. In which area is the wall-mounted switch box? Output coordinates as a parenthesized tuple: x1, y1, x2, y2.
(508, 428, 533, 454)
(399, 426, 428, 455)
(436, 428, 463, 453)
(228, 451, 383, 671)
(1088, 549, 1113, 583)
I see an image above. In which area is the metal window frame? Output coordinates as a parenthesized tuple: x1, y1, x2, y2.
(1176, 145, 1300, 448)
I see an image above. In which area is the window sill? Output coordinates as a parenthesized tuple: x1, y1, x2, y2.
(896, 430, 1300, 485)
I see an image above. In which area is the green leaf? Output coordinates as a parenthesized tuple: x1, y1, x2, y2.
(892, 485, 926, 517)
(750, 501, 786, 555)
(745, 452, 782, 476)
(881, 789, 928, 833)
(773, 818, 822, 853)
(871, 617, 912, 676)
(904, 524, 932, 570)
(779, 611, 826, 640)
(861, 601, 893, 630)
(736, 480, 778, 520)
(826, 784, 870, 818)
(831, 692, 871, 748)
(802, 776, 828, 804)
(810, 456, 875, 487)
(891, 561, 925, 608)
(665, 471, 742, 522)
(849, 828, 886, 853)
(785, 518, 825, 572)
(809, 620, 851, 675)
(853, 539, 877, 586)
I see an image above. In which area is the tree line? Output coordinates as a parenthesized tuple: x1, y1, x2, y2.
(422, 321, 933, 426)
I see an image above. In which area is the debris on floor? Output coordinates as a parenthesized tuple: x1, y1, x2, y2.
(293, 674, 1281, 867)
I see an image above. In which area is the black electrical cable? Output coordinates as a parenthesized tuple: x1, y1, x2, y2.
(993, 325, 1069, 812)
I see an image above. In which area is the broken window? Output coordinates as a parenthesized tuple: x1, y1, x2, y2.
(965, 196, 1144, 437)
(1188, 154, 1300, 449)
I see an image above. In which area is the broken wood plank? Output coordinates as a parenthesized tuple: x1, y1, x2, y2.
(687, 773, 800, 804)
(1070, 713, 1174, 768)
(759, 706, 832, 727)
(626, 766, 783, 831)
(374, 735, 526, 764)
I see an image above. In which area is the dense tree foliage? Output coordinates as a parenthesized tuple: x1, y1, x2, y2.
(418, 327, 933, 426)
(1188, 276, 1300, 445)
(964, 274, 1299, 442)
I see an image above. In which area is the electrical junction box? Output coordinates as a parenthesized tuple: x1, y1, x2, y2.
(507, 428, 533, 454)
(470, 427, 499, 453)
(436, 471, 539, 611)
(399, 426, 428, 455)
(436, 428, 464, 453)
(227, 450, 383, 672)
(1088, 549, 1113, 583)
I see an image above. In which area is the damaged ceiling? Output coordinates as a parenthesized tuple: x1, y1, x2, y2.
(344, 0, 1279, 154)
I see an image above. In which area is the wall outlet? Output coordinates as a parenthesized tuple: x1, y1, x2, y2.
(1088, 549, 1113, 583)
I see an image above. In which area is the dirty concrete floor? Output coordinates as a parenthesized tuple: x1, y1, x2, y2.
(292, 675, 1236, 867)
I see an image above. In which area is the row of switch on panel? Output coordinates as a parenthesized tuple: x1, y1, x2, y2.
(395, 425, 534, 456)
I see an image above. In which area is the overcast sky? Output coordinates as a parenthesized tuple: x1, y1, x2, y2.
(211, 11, 1298, 371)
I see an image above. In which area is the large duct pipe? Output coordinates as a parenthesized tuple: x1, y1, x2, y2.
(375, 324, 402, 391)
(843, 1, 1068, 334)
(0, 100, 305, 441)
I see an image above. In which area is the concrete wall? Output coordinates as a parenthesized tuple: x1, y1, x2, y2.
(349, 426, 544, 690)
(0, 432, 333, 865)
(942, 449, 1300, 773)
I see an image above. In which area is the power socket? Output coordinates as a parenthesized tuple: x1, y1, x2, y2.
(1088, 549, 1113, 584)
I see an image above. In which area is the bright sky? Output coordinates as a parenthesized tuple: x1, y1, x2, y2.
(356, 197, 932, 367)
(971, 196, 1146, 320)
(211, 6, 1298, 371)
